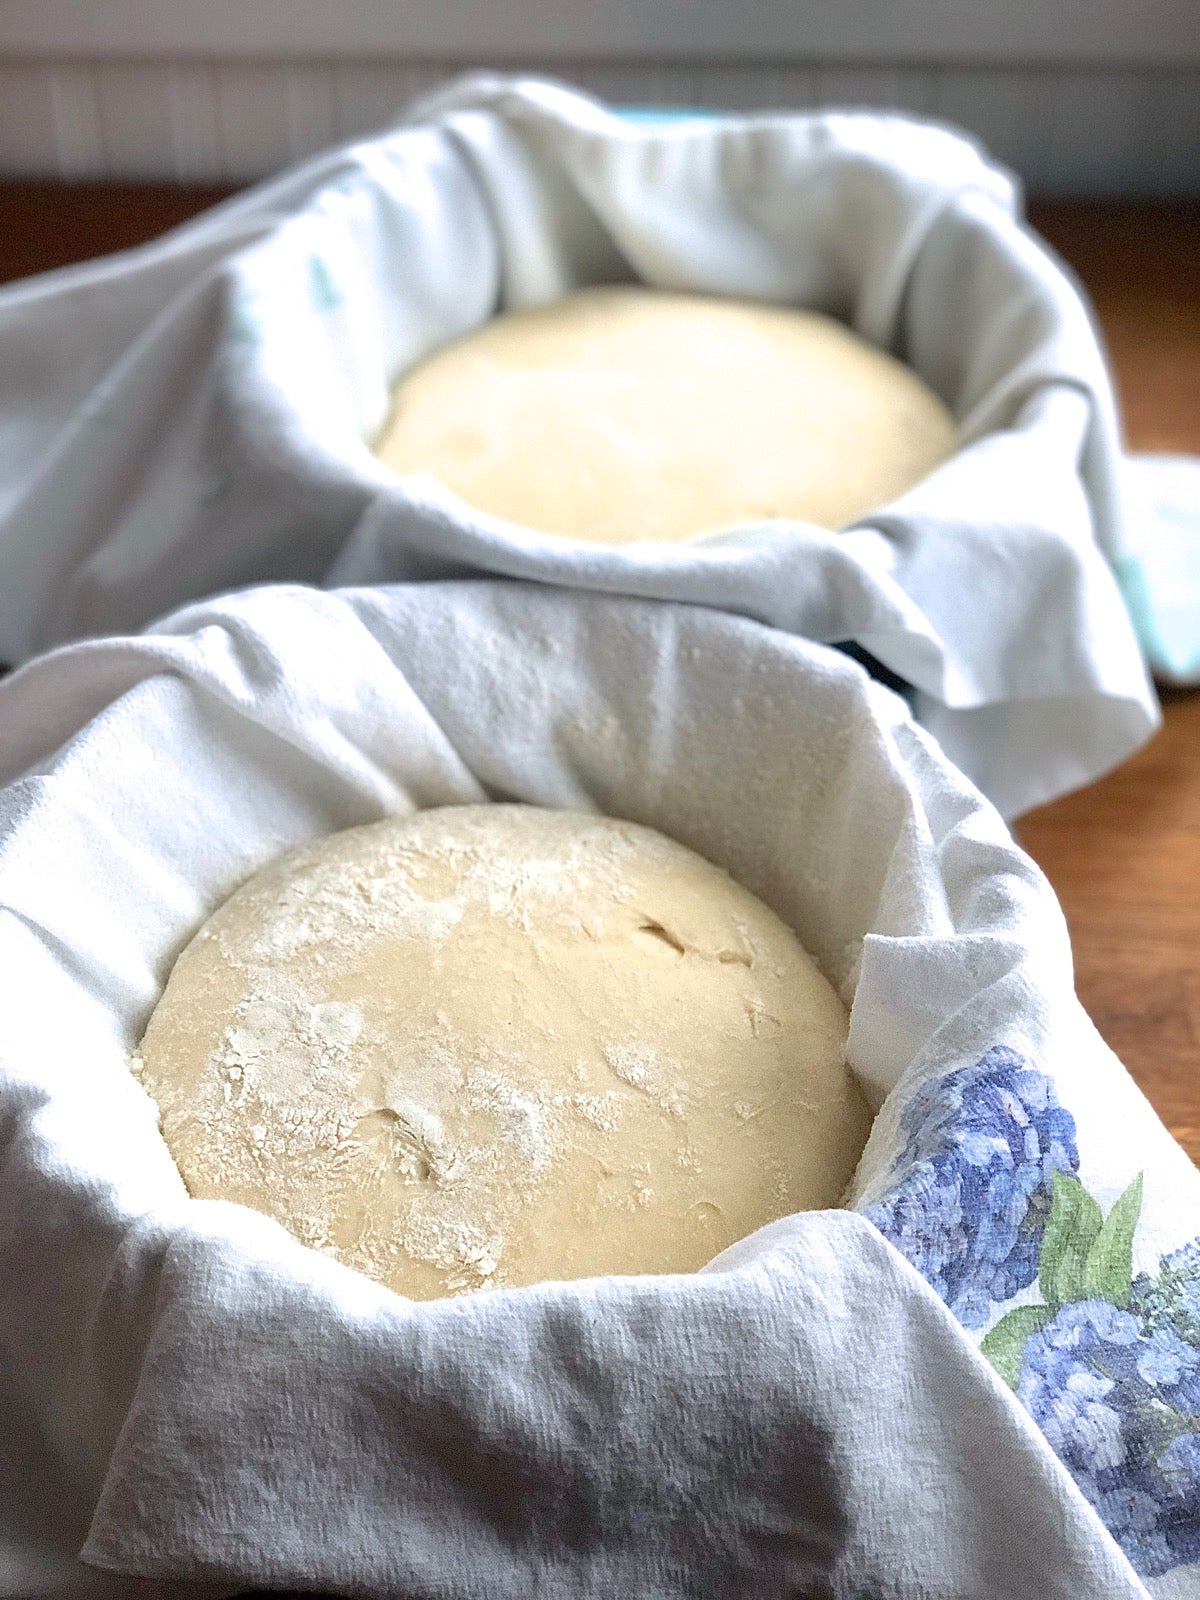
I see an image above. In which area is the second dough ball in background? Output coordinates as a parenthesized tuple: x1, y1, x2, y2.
(374, 286, 957, 544)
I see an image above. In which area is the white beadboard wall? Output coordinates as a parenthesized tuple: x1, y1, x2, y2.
(0, 58, 1197, 195)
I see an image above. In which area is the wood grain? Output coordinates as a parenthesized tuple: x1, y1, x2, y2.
(1030, 202, 1200, 454)
(1, 184, 1198, 1160)
(0, 179, 233, 285)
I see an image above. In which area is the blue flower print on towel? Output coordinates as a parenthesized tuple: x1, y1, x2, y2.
(1134, 1240, 1200, 1340)
(865, 1044, 1080, 1327)
(1015, 1295, 1200, 1577)
(980, 1171, 1200, 1577)
(866, 1044, 1200, 1579)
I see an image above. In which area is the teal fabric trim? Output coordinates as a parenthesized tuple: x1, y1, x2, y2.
(1119, 456, 1200, 685)
(616, 106, 720, 124)
(1116, 552, 1200, 683)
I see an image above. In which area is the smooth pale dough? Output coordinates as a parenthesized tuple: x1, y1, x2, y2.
(134, 805, 871, 1300)
(373, 285, 957, 544)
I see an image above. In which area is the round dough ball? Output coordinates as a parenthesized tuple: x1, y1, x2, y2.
(373, 285, 956, 544)
(134, 805, 871, 1299)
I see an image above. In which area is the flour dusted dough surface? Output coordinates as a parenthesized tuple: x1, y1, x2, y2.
(135, 806, 870, 1300)
(374, 286, 957, 544)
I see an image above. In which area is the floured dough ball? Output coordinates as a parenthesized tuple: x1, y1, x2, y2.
(134, 805, 871, 1299)
(374, 285, 956, 544)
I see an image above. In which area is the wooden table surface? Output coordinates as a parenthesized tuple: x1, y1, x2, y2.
(1017, 203, 1200, 1163)
(2, 182, 1198, 1158)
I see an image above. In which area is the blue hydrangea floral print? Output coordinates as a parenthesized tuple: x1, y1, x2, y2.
(865, 1045, 1200, 1580)
(1018, 1295, 1200, 1576)
(865, 1045, 1080, 1328)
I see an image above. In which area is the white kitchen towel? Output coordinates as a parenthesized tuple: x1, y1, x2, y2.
(0, 74, 1157, 818)
(0, 579, 1197, 1597)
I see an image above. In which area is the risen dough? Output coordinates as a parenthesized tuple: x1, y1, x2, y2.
(135, 805, 870, 1299)
(374, 285, 956, 544)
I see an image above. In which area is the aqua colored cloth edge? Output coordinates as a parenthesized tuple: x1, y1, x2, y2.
(616, 105, 718, 123)
(1118, 455, 1200, 685)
